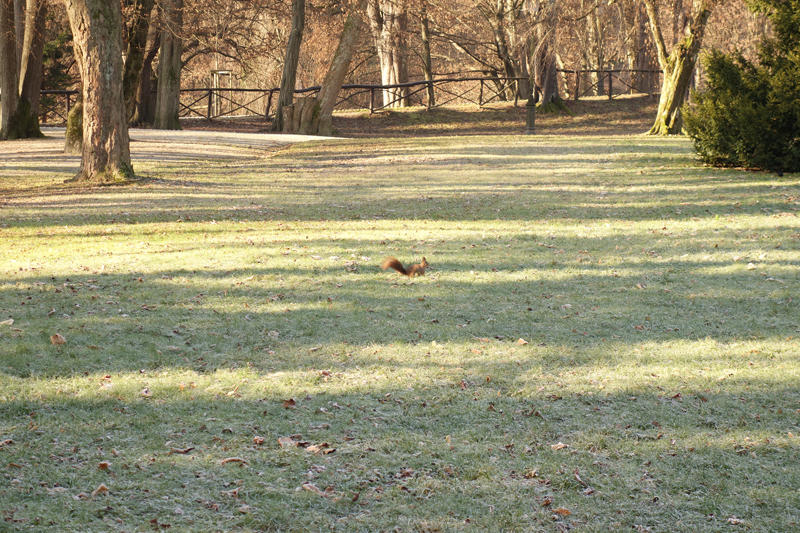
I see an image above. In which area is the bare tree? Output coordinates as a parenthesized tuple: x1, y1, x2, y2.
(271, 0, 305, 132)
(300, 0, 368, 135)
(0, 0, 46, 140)
(642, 0, 714, 134)
(123, 0, 156, 124)
(154, 0, 183, 130)
(368, 0, 409, 107)
(64, 0, 133, 182)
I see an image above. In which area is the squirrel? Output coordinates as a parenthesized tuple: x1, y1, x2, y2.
(381, 256, 428, 277)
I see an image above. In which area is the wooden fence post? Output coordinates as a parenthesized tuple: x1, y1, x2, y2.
(207, 89, 213, 120)
(478, 79, 483, 108)
(608, 71, 613, 100)
(369, 87, 375, 113)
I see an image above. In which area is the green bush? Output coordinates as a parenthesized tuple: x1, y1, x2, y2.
(684, 0, 800, 173)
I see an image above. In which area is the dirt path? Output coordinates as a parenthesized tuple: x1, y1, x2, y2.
(0, 128, 329, 180)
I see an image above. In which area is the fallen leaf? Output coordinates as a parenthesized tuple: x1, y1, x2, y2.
(517, 338, 528, 345)
(0, 439, 13, 448)
(221, 457, 249, 466)
(253, 436, 266, 445)
(91, 483, 109, 498)
(278, 436, 298, 448)
(553, 507, 571, 516)
(0, 318, 13, 326)
(238, 504, 254, 513)
(50, 333, 66, 346)
(170, 447, 195, 454)
(97, 461, 112, 470)
(306, 443, 335, 455)
(551, 442, 570, 451)
(282, 398, 297, 409)
(302, 482, 333, 498)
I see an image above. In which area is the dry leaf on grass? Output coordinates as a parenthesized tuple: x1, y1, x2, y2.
(278, 436, 298, 448)
(282, 398, 296, 409)
(170, 447, 195, 454)
(91, 483, 109, 498)
(253, 436, 265, 445)
(551, 442, 570, 451)
(50, 333, 66, 346)
(302, 482, 333, 498)
(221, 457, 249, 466)
(97, 461, 112, 470)
(306, 442, 335, 455)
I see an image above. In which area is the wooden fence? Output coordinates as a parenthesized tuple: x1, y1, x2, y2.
(37, 69, 661, 125)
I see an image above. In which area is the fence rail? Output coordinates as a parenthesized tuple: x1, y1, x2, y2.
(37, 69, 661, 125)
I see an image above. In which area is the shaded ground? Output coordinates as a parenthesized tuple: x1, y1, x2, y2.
(181, 94, 659, 138)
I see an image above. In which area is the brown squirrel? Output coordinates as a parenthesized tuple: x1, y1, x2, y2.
(381, 256, 428, 277)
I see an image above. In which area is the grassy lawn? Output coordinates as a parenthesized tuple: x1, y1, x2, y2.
(1, 128, 799, 532)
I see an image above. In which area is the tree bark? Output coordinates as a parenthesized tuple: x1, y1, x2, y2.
(123, 0, 155, 125)
(300, 0, 367, 136)
(19, 0, 46, 119)
(64, 0, 133, 182)
(642, 0, 713, 135)
(0, 0, 42, 139)
(271, 0, 305, 132)
(419, 1, 434, 107)
(367, 0, 408, 107)
(131, 15, 159, 126)
(530, 0, 560, 107)
(1, 0, 22, 140)
(154, 0, 183, 130)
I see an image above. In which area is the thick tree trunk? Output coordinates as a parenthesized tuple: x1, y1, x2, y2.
(64, 0, 133, 182)
(271, 0, 305, 133)
(1, 0, 22, 140)
(530, 0, 560, 108)
(642, 0, 712, 135)
(123, 0, 155, 125)
(300, 0, 367, 136)
(367, 0, 408, 107)
(1, 0, 42, 139)
(19, 0, 45, 122)
(131, 17, 159, 126)
(154, 0, 183, 130)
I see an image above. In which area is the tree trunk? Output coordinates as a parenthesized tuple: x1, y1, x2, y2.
(419, 1, 434, 107)
(123, 0, 155, 125)
(0, 0, 41, 139)
(1, 0, 22, 140)
(19, 0, 45, 121)
(64, 0, 133, 182)
(585, 0, 605, 96)
(131, 15, 159, 126)
(271, 0, 305, 133)
(530, 0, 560, 107)
(367, 0, 408, 107)
(154, 0, 183, 130)
(642, 0, 712, 135)
(300, 0, 367, 136)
